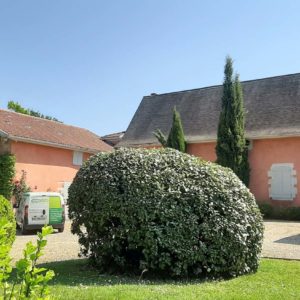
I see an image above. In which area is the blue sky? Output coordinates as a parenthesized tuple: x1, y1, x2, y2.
(0, 1, 299, 136)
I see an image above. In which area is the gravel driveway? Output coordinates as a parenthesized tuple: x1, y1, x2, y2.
(10, 221, 80, 264)
(262, 220, 300, 260)
(10, 220, 300, 264)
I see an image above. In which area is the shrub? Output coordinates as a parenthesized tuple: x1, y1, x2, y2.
(258, 202, 300, 221)
(12, 170, 31, 207)
(0, 195, 16, 246)
(0, 154, 16, 200)
(257, 202, 274, 218)
(68, 148, 264, 278)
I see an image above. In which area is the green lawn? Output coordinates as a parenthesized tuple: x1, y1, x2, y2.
(40, 258, 300, 300)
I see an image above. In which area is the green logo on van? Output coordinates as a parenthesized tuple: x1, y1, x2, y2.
(49, 196, 63, 224)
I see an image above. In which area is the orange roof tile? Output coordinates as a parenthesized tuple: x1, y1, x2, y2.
(0, 109, 112, 153)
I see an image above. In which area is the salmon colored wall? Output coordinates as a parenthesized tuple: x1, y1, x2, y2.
(248, 137, 300, 207)
(187, 137, 300, 207)
(187, 142, 217, 162)
(11, 141, 91, 192)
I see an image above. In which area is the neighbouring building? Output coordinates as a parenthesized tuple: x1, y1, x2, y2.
(118, 73, 300, 207)
(0, 109, 112, 200)
(101, 131, 125, 147)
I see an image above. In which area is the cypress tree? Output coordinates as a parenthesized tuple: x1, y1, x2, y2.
(167, 107, 186, 152)
(154, 107, 186, 152)
(216, 56, 250, 186)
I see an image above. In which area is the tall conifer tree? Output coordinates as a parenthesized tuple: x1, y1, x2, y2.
(167, 107, 186, 152)
(216, 56, 250, 186)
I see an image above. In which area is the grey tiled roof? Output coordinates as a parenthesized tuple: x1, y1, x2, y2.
(118, 73, 300, 147)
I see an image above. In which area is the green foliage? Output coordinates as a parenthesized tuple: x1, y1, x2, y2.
(7, 101, 61, 122)
(0, 195, 16, 246)
(0, 224, 55, 299)
(153, 129, 167, 147)
(0, 218, 13, 297)
(12, 170, 31, 207)
(216, 57, 250, 186)
(258, 202, 300, 221)
(0, 154, 16, 200)
(166, 108, 186, 152)
(258, 203, 274, 218)
(154, 107, 186, 152)
(240, 147, 250, 187)
(7, 101, 28, 114)
(68, 148, 263, 278)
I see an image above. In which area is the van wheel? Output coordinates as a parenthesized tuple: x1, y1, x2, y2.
(58, 226, 64, 233)
(21, 224, 28, 235)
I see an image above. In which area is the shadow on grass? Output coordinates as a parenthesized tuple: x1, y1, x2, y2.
(38, 259, 218, 287)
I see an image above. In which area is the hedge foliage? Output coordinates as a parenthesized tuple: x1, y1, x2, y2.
(68, 148, 263, 278)
(258, 202, 300, 221)
(0, 154, 16, 199)
(0, 195, 16, 246)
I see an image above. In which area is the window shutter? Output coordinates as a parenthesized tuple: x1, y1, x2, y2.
(268, 164, 297, 201)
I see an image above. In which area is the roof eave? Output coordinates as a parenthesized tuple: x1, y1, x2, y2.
(8, 135, 104, 154)
(187, 132, 300, 143)
(118, 132, 300, 147)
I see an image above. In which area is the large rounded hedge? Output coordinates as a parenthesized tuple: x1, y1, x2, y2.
(68, 148, 263, 277)
(0, 195, 16, 246)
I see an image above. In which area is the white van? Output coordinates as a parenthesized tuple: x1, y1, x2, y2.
(16, 192, 65, 234)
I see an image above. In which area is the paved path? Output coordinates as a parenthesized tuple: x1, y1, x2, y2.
(10, 220, 300, 264)
(262, 221, 300, 260)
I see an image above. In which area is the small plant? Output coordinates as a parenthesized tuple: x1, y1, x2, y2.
(0, 222, 55, 299)
(12, 170, 31, 207)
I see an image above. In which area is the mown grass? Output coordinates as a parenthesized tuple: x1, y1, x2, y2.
(39, 258, 300, 300)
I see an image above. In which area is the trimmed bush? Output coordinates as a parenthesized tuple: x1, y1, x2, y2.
(68, 148, 263, 278)
(0, 195, 16, 246)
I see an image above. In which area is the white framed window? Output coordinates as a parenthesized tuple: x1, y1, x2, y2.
(268, 163, 297, 201)
(73, 151, 83, 166)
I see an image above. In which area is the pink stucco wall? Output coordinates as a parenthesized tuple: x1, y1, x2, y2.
(187, 142, 217, 162)
(187, 137, 300, 207)
(11, 141, 91, 192)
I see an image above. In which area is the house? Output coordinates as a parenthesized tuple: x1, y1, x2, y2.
(118, 73, 300, 207)
(0, 109, 112, 199)
(101, 131, 125, 147)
